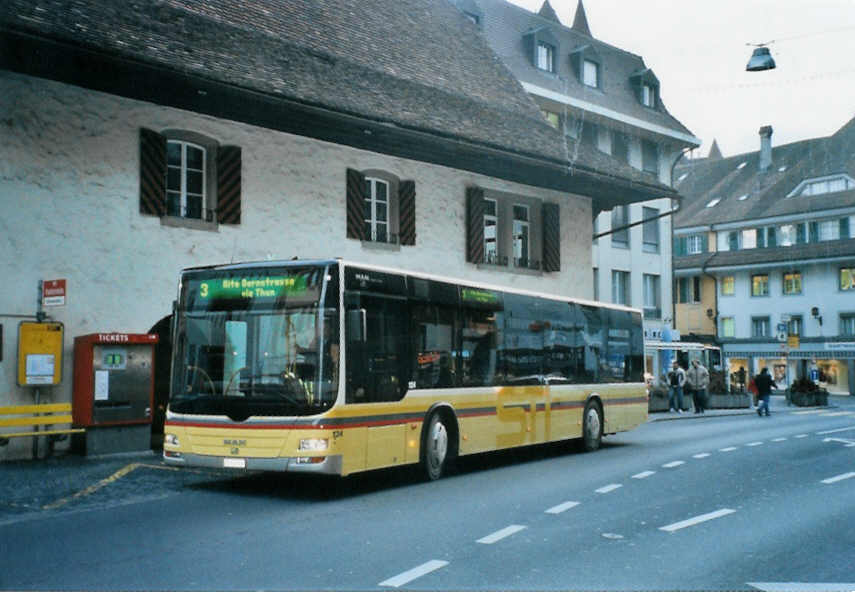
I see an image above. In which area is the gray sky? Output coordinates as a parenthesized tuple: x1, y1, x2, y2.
(508, 0, 855, 158)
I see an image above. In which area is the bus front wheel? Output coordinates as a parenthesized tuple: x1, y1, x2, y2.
(421, 413, 450, 481)
(582, 400, 603, 452)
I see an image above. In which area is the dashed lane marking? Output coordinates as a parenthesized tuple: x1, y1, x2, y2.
(719, 446, 738, 452)
(795, 434, 809, 438)
(816, 426, 855, 435)
(595, 484, 622, 494)
(692, 453, 711, 458)
(662, 461, 684, 468)
(659, 508, 736, 532)
(771, 438, 787, 442)
(477, 525, 527, 544)
(545, 501, 580, 514)
(632, 471, 656, 479)
(746, 441, 764, 447)
(379, 560, 448, 587)
(821, 472, 855, 484)
(749, 582, 855, 591)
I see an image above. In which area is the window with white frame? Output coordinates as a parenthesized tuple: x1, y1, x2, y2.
(642, 84, 655, 107)
(537, 42, 555, 72)
(612, 270, 630, 305)
(641, 140, 659, 175)
(783, 271, 802, 295)
(788, 174, 855, 197)
(751, 274, 769, 297)
(787, 315, 803, 336)
(751, 316, 771, 338)
(166, 140, 206, 219)
(364, 177, 390, 243)
(720, 317, 735, 338)
(687, 234, 704, 254)
(841, 313, 855, 336)
(819, 220, 840, 241)
(742, 228, 757, 249)
(721, 275, 735, 296)
(642, 207, 659, 252)
(512, 204, 530, 268)
(643, 274, 661, 319)
(841, 267, 855, 291)
(583, 59, 599, 87)
(611, 205, 629, 246)
(484, 198, 498, 264)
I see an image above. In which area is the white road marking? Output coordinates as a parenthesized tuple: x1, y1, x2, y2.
(821, 411, 852, 417)
(659, 508, 736, 532)
(794, 434, 809, 439)
(477, 525, 527, 544)
(692, 453, 711, 458)
(749, 582, 855, 591)
(793, 410, 826, 415)
(821, 472, 855, 484)
(719, 446, 738, 452)
(545, 501, 580, 514)
(823, 437, 855, 447)
(771, 438, 787, 442)
(379, 560, 448, 587)
(746, 441, 764, 447)
(817, 426, 855, 435)
(662, 461, 684, 468)
(595, 483, 623, 494)
(632, 470, 656, 479)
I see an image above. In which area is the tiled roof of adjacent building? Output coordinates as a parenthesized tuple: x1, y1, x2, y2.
(0, 0, 675, 201)
(470, 0, 695, 141)
(674, 116, 855, 229)
(674, 238, 855, 271)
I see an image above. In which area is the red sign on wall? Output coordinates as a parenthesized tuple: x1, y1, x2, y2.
(43, 279, 67, 306)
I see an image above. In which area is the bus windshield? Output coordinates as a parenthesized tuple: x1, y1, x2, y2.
(170, 265, 339, 419)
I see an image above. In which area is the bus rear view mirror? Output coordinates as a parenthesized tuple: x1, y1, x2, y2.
(346, 309, 367, 343)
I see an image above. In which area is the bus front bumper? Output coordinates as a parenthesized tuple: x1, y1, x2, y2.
(163, 451, 343, 475)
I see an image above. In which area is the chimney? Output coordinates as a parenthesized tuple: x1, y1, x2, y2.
(759, 125, 773, 172)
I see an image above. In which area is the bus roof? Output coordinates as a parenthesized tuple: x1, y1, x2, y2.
(179, 258, 641, 316)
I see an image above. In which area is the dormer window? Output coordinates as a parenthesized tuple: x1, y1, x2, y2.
(583, 60, 599, 87)
(524, 27, 560, 74)
(787, 174, 855, 197)
(537, 42, 555, 72)
(641, 84, 655, 107)
(570, 44, 601, 88)
(630, 68, 659, 109)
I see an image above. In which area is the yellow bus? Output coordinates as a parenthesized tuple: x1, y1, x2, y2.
(163, 259, 647, 479)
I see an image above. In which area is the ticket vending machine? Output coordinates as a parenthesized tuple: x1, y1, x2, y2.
(72, 333, 158, 455)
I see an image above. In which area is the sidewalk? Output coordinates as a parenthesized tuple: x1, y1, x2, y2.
(649, 393, 855, 422)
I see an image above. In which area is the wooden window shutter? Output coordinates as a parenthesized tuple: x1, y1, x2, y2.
(346, 168, 367, 240)
(216, 146, 242, 224)
(398, 180, 416, 246)
(139, 128, 166, 216)
(465, 187, 485, 263)
(542, 202, 560, 272)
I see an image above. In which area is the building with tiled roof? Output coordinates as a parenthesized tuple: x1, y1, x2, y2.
(673, 117, 855, 394)
(452, 0, 701, 379)
(0, 0, 679, 458)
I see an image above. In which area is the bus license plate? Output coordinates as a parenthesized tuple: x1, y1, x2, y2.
(223, 458, 246, 469)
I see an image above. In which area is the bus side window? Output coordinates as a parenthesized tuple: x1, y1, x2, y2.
(345, 295, 410, 403)
(460, 308, 498, 387)
(411, 303, 457, 389)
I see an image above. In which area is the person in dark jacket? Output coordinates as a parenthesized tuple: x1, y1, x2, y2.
(754, 367, 775, 417)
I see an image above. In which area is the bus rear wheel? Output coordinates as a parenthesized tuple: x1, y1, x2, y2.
(422, 413, 450, 481)
(582, 400, 603, 452)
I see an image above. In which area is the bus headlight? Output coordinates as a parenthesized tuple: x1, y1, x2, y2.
(165, 433, 180, 447)
(299, 438, 328, 451)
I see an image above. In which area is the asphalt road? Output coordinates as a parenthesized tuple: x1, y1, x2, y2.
(2, 402, 855, 591)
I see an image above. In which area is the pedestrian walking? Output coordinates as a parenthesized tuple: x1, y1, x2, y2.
(754, 367, 775, 417)
(667, 360, 686, 413)
(687, 359, 710, 414)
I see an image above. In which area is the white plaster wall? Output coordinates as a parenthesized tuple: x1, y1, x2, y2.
(0, 72, 592, 455)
